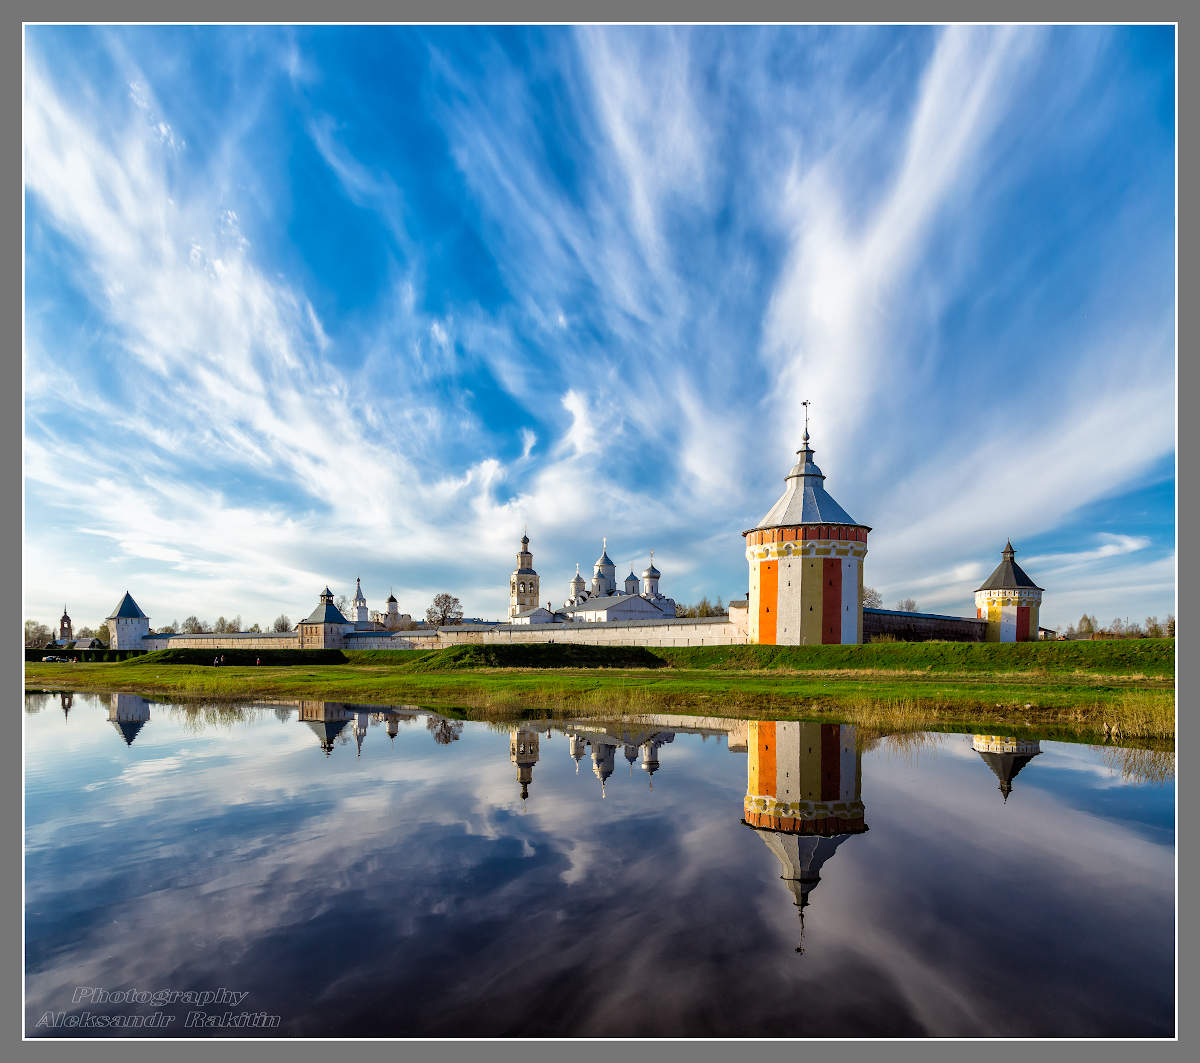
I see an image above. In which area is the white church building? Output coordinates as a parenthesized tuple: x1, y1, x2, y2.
(508, 534, 677, 624)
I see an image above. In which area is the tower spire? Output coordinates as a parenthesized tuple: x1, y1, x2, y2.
(800, 399, 811, 448)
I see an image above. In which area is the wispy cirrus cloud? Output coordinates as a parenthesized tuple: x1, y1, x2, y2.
(23, 26, 1174, 630)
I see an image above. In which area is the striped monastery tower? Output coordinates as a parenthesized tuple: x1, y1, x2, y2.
(743, 419, 870, 645)
(974, 542, 1043, 642)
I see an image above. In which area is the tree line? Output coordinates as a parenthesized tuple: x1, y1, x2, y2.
(1063, 614, 1175, 639)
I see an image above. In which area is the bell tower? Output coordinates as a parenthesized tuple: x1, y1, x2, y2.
(509, 531, 540, 619)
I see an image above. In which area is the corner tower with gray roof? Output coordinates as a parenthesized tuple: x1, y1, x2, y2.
(974, 542, 1043, 641)
(742, 416, 870, 645)
(298, 586, 351, 649)
(106, 591, 150, 649)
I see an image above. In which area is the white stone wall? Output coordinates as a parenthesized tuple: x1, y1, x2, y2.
(141, 634, 302, 650)
(430, 618, 746, 648)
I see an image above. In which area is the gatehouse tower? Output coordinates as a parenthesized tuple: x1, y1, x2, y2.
(974, 542, 1043, 641)
(509, 532, 540, 619)
(106, 591, 150, 650)
(742, 407, 870, 645)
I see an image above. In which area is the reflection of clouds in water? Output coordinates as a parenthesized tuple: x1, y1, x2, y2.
(24, 697, 1174, 1036)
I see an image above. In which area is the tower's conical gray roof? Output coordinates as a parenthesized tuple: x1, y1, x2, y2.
(106, 592, 148, 620)
(976, 542, 1043, 592)
(747, 440, 869, 532)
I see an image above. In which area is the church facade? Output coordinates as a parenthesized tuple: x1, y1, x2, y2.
(506, 533, 677, 625)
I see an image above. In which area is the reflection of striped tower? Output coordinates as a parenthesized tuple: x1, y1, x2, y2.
(742, 721, 868, 953)
(743, 721, 867, 833)
(742, 423, 870, 645)
(974, 542, 1044, 642)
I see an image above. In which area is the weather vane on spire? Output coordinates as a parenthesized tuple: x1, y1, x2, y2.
(798, 399, 812, 452)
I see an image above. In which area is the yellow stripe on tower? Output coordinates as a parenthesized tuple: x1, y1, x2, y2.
(800, 558, 822, 643)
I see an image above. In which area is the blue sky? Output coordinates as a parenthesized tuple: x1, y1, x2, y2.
(23, 25, 1175, 632)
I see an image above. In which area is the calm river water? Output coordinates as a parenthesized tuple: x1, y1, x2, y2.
(24, 691, 1175, 1038)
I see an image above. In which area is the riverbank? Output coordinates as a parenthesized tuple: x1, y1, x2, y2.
(25, 639, 1175, 742)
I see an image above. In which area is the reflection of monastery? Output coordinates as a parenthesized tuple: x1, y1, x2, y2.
(99, 408, 1046, 653)
(80, 696, 1047, 953)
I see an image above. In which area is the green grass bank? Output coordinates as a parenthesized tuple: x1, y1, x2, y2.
(25, 638, 1174, 742)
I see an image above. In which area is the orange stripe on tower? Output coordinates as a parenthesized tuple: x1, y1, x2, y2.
(759, 560, 778, 644)
(759, 722, 776, 797)
(821, 557, 842, 644)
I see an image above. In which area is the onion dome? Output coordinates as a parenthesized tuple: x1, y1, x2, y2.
(976, 541, 1043, 593)
(746, 433, 868, 533)
(642, 559, 660, 579)
(60, 606, 71, 623)
(595, 537, 614, 568)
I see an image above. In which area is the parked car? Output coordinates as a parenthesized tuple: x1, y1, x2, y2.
(41, 655, 66, 662)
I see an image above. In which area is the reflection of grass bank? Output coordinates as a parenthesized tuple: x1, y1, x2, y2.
(26, 651, 1175, 742)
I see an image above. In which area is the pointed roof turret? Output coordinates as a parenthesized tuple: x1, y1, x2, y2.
(976, 541, 1043, 592)
(304, 587, 350, 625)
(353, 577, 367, 605)
(745, 407, 870, 533)
(386, 591, 398, 604)
(106, 591, 148, 620)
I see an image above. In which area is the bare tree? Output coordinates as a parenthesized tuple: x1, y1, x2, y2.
(895, 598, 918, 613)
(25, 620, 52, 647)
(426, 593, 464, 626)
(272, 614, 292, 633)
(426, 716, 463, 745)
(862, 586, 883, 609)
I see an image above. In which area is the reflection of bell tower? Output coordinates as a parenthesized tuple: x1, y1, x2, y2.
(352, 710, 370, 757)
(510, 728, 540, 800)
(972, 735, 1042, 801)
(743, 721, 868, 953)
(60, 692, 73, 720)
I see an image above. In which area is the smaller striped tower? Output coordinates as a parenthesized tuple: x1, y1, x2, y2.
(974, 542, 1043, 642)
(743, 406, 870, 645)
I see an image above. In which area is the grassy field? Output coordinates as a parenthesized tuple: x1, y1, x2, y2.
(25, 639, 1175, 742)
